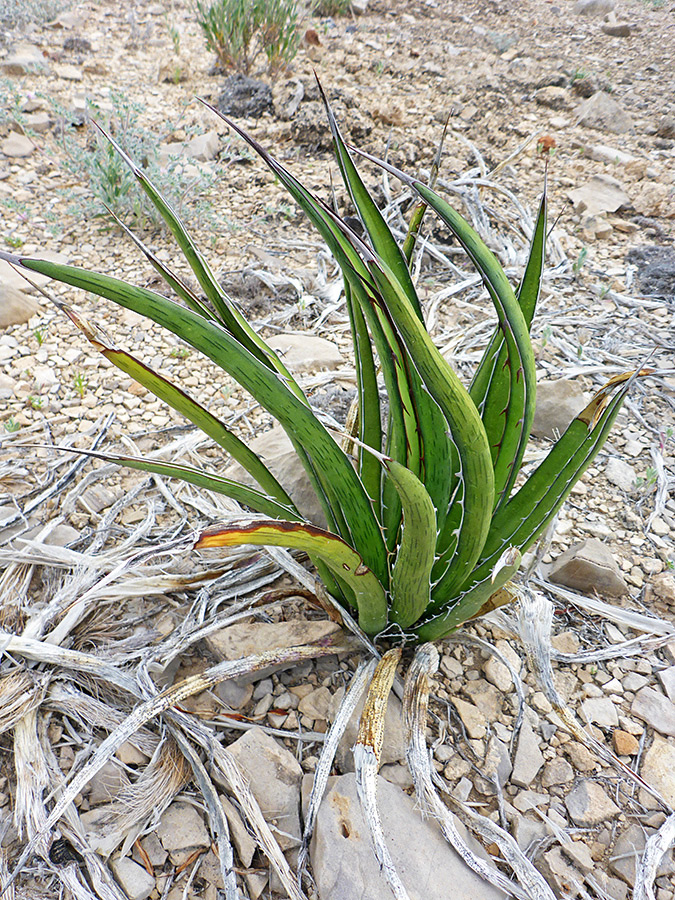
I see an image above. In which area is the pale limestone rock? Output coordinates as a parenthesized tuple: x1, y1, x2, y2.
(632, 687, 675, 737)
(110, 857, 156, 900)
(511, 720, 544, 787)
(574, 0, 615, 14)
(157, 801, 211, 851)
(531, 379, 589, 440)
(565, 780, 620, 826)
(267, 332, 344, 374)
(549, 538, 627, 597)
(227, 727, 303, 850)
(569, 175, 630, 217)
(0, 284, 40, 328)
(641, 735, 675, 806)
(576, 92, 634, 133)
(311, 774, 506, 900)
(225, 424, 330, 525)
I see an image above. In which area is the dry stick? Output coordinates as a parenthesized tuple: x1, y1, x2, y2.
(404, 644, 556, 900)
(516, 586, 673, 813)
(533, 578, 675, 638)
(0, 413, 115, 532)
(2, 637, 352, 895)
(164, 725, 238, 900)
(298, 657, 377, 883)
(353, 648, 408, 900)
(633, 813, 675, 900)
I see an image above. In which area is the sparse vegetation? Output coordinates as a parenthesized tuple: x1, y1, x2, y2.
(193, 0, 302, 76)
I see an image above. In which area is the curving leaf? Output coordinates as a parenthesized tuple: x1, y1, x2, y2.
(195, 519, 388, 635)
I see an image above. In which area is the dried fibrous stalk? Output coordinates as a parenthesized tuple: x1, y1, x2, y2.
(403, 644, 555, 900)
(354, 648, 408, 900)
(0, 670, 45, 737)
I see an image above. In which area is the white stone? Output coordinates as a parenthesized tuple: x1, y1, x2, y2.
(569, 175, 631, 217)
(632, 687, 675, 737)
(157, 801, 211, 851)
(110, 857, 156, 900)
(641, 735, 675, 807)
(311, 773, 506, 900)
(565, 780, 620, 826)
(267, 332, 344, 373)
(511, 720, 544, 788)
(1, 134, 35, 158)
(227, 727, 303, 850)
(531, 379, 588, 440)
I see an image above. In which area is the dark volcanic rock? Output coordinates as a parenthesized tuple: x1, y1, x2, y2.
(217, 74, 273, 119)
(626, 245, 675, 299)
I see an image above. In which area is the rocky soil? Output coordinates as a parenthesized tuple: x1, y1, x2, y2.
(0, 0, 675, 899)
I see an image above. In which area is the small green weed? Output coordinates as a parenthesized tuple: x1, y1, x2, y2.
(193, 0, 301, 77)
(572, 246, 588, 275)
(72, 372, 88, 398)
(28, 395, 45, 411)
(169, 347, 191, 359)
(33, 326, 47, 346)
(312, 0, 351, 15)
(52, 91, 217, 230)
(3, 418, 21, 433)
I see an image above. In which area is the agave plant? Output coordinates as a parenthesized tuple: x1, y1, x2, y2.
(1, 89, 644, 645)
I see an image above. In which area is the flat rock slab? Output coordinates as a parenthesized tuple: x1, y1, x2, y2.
(110, 857, 156, 900)
(0, 285, 40, 328)
(227, 726, 303, 850)
(531, 379, 588, 440)
(565, 780, 620, 826)
(569, 175, 630, 217)
(205, 619, 341, 683)
(225, 424, 330, 526)
(631, 686, 675, 737)
(548, 538, 627, 597)
(267, 332, 344, 373)
(576, 91, 634, 133)
(641, 735, 675, 807)
(311, 773, 506, 900)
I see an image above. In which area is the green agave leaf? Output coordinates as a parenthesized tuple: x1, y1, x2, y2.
(469, 189, 547, 511)
(319, 81, 424, 323)
(468, 369, 650, 588)
(385, 459, 437, 630)
(1, 251, 388, 586)
(95, 123, 303, 394)
(195, 520, 388, 635)
(416, 548, 522, 642)
(345, 283, 382, 511)
(61, 303, 297, 509)
(46, 446, 301, 520)
(364, 256, 494, 598)
(102, 203, 216, 321)
(352, 147, 537, 517)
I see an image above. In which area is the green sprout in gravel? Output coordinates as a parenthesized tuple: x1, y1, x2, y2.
(0, 86, 648, 644)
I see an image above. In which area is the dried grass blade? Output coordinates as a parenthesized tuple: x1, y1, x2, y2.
(354, 648, 409, 900)
(167, 726, 238, 900)
(207, 738, 308, 900)
(299, 657, 376, 878)
(403, 645, 553, 900)
(516, 586, 672, 811)
(4, 638, 348, 891)
(633, 813, 675, 900)
(0, 670, 45, 736)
